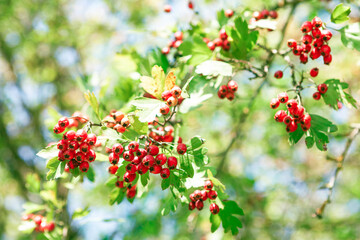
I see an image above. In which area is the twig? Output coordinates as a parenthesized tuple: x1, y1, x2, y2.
(313, 127, 360, 218)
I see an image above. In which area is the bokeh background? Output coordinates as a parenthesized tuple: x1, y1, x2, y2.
(1, 0, 360, 239)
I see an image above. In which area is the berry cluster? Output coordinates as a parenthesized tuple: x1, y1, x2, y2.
(204, 29, 230, 51)
(217, 80, 238, 101)
(108, 141, 180, 183)
(271, 92, 312, 132)
(287, 17, 332, 65)
(313, 83, 328, 100)
(148, 124, 175, 143)
(188, 180, 220, 214)
(53, 113, 89, 134)
(22, 214, 55, 233)
(162, 31, 183, 55)
(103, 110, 131, 133)
(56, 127, 98, 172)
(250, 9, 278, 24)
(161, 85, 184, 106)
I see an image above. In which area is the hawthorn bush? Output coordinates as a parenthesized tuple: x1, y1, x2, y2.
(1, 0, 360, 239)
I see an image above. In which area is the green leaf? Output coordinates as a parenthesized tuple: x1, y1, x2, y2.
(109, 188, 121, 205)
(305, 136, 315, 148)
(288, 124, 304, 145)
(131, 97, 166, 122)
(161, 195, 178, 216)
(307, 114, 337, 151)
(178, 35, 212, 66)
(84, 90, 101, 121)
(210, 213, 221, 233)
(141, 171, 150, 187)
(190, 136, 204, 149)
(310, 114, 338, 133)
(161, 177, 171, 190)
(179, 92, 212, 114)
(217, 9, 229, 27)
(26, 174, 40, 193)
(340, 23, 360, 52)
(129, 115, 149, 134)
(105, 176, 118, 188)
(46, 157, 60, 170)
(195, 60, 232, 77)
(331, 3, 351, 24)
(116, 162, 129, 177)
(72, 207, 90, 219)
(37, 144, 59, 160)
(219, 201, 244, 235)
(180, 156, 194, 178)
(85, 167, 95, 182)
(18, 220, 36, 234)
(321, 79, 357, 109)
(23, 202, 45, 214)
(207, 169, 226, 192)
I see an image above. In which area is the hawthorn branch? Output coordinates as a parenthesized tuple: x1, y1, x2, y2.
(313, 126, 360, 219)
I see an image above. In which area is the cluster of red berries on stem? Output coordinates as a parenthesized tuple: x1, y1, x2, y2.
(218, 80, 238, 101)
(108, 140, 180, 188)
(22, 214, 55, 233)
(272, 92, 312, 132)
(287, 16, 332, 65)
(204, 29, 230, 51)
(161, 85, 184, 107)
(148, 124, 176, 143)
(313, 83, 328, 101)
(162, 31, 183, 55)
(103, 110, 131, 133)
(188, 180, 220, 214)
(55, 122, 98, 172)
(250, 9, 278, 23)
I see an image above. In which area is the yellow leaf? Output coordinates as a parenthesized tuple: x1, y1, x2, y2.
(140, 65, 177, 99)
(165, 71, 176, 91)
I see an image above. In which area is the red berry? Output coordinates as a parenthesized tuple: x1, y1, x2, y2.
(142, 155, 155, 167)
(300, 114, 312, 125)
(313, 38, 324, 48)
(167, 96, 178, 106)
(114, 124, 126, 133)
(150, 164, 162, 174)
(115, 180, 124, 188)
(310, 68, 319, 77)
(225, 9, 234, 18)
(188, 1, 193, 9)
(317, 84, 328, 94)
(227, 80, 238, 92)
(86, 133, 97, 146)
(301, 21, 312, 33)
(126, 164, 137, 174)
(58, 117, 69, 128)
(164, 5, 171, 13)
(277, 92, 289, 103)
(137, 164, 148, 175)
(286, 99, 298, 109)
(323, 54, 332, 65)
(75, 152, 86, 162)
(68, 140, 79, 150)
(79, 161, 89, 172)
(87, 149, 96, 162)
(57, 139, 68, 151)
(287, 39, 297, 48)
(299, 53, 308, 64)
(174, 31, 183, 41)
(195, 200, 204, 210)
(292, 106, 305, 119)
(312, 28, 321, 39)
(189, 201, 196, 210)
(274, 70, 283, 79)
(222, 40, 230, 51)
(338, 101, 343, 109)
(161, 47, 170, 55)
(64, 130, 76, 141)
(33, 215, 43, 225)
(274, 110, 287, 122)
(204, 180, 213, 190)
(312, 16, 322, 28)
(108, 165, 118, 174)
(313, 92, 321, 100)
(286, 121, 298, 133)
(293, 45, 303, 56)
(171, 86, 182, 98)
(53, 124, 65, 134)
(167, 156, 178, 169)
(200, 190, 208, 201)
(173, 40, 182, 48)
(226, 92, 235, 101)
(270, 98, 280, 109)
(44, 221, 55, 232)
(132, 156, 142, 165)
(161, 90, 172, 101)
(63, 149, 75, 160)
(302, 35, 313, 45)
(207, 41, 215, 51)
(208, 190, 218, 200)
(148, 145, 159, 156)
(160, 168, 170, 179)
(128, 141, 139, 151)
(269, 10, 278, 19)
(303, 44, 312, 53)
(320, 45, 331, 56)
(210, 203, 220, 214)
(155, 154, 167, 165)
(219, 29, 228, 40)
(124, 171, 136, 182)
(177, 143, 187, 155)
(75, 129, 87, 142)
(123, 151, 134, 162)
(321, 29, 332, 41)
(283, 116, 292, 125)
(252, 11, 262, 20)
(109, 153, 120, 165)
(79, 142, 90, 154)
(112, 143, 124, 155)
(126, 187, 136, 198)
(310, 47, 321, 60)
